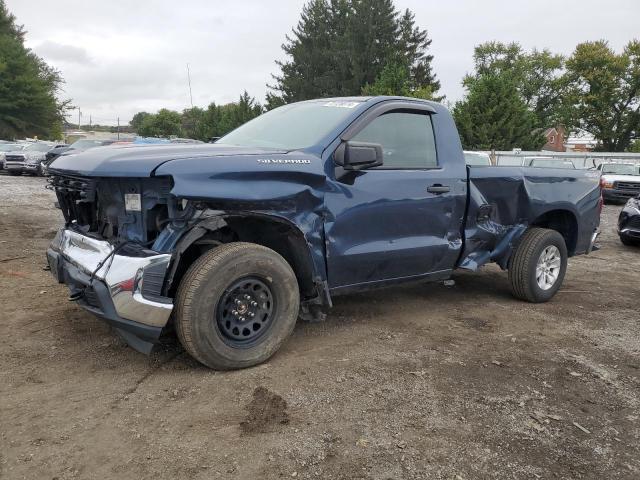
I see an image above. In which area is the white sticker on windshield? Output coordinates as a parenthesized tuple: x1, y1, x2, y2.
(322, 101, 359, 109)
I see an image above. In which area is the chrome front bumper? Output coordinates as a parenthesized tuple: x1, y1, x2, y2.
(47, 229, 173, 329)
(6, 161, 38, 172)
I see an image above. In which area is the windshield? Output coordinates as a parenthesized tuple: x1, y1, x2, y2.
(24, 143, 52, 152)
(70, 139, 105, 149)
(529, 159, 575, 169)
(601, 164, 638, 175)
(217, 100, 363, 150)
(0, 144, 23, 152)
(464, 152, 491, 166)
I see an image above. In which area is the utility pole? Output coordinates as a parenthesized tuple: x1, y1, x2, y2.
(117, 117, 120, 140)
(187, 63, 194, 109)
(89, 115, 92, 129)
(77, 107, 81, 130)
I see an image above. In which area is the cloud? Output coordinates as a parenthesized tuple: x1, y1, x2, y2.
(8, 0, 640, 125)
(33, 41, 93, 66)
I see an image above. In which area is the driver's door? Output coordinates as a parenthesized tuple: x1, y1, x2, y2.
(324, 108, 466, 291)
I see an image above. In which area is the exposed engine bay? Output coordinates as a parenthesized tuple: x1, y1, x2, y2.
(48, 173, 191, 245)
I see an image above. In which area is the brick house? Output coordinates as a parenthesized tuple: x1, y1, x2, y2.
(542, 126, 566, 152)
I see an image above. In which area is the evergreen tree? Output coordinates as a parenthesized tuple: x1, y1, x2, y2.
(453, 74, 545, 151)
(214, 91, 263, 135)
(346, 0, 399, 92)
(0, 0, 66, 139)
(361, 61, 436, 99)
(396, 9, 441, 97)
(269, 0, 441, 103)
(192, 92, 264, 140)
(270, 0, 338, 103)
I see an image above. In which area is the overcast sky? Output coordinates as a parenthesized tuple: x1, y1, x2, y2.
(7, 0, 640, 126)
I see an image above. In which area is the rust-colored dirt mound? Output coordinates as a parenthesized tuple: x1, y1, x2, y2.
(240, 386, 289, 434)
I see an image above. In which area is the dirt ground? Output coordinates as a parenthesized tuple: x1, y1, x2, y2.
(1, 174, 638, 480)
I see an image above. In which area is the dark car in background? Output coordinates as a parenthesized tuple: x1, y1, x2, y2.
(618, 195, 640, 247)
(44, 139, 114, 166)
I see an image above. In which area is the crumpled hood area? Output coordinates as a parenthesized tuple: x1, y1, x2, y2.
(48, 143, 293, 177)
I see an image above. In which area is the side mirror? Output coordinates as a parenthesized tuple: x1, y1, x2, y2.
(335, 141, 383, 170)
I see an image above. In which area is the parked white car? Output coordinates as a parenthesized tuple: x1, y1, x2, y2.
(597, 163, 640, 203)
(0, 143, 27, 170)
(4, 142, 64, 176)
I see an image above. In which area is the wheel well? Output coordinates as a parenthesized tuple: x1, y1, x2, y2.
(167, 215, 318, 300)
(531, 210, 578, 255)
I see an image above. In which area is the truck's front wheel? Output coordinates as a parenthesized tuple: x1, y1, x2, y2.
(174, 242, 300, 370)
(508, 228, 567, 303)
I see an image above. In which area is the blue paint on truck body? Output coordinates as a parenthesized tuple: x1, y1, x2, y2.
(49, 96, 601, 305)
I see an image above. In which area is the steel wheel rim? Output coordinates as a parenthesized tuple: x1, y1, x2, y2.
(535, 245, 561, 290)
(216, 276, 275, 347)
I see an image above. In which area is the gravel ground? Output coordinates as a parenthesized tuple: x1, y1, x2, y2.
(0, 174, 639, 480)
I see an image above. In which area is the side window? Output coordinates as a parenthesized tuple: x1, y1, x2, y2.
(351, 111, 437, 168)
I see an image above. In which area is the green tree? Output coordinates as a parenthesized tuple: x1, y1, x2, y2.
(0, 0, 67, 139)
(628, 139, 640, 152)
(453, 74, 545, 151)
(344, 0, 399, 92)
(211, 91, 263, 137)
(198, 92, 263, 139)
(269, 0, 441, 103)
(265, 92, 286, 111)
(464, 41, 566, 128)
(563, 40, 640, 152)
(129, 111, 150, 133)
(270, 0, 339, 103)
(396, 9, 441, 98)
(362, 61, 438, 100)
(181, 107, 208, 140)
(137, 109, 183, 137)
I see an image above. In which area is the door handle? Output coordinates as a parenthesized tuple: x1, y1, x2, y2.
(427, 184, 450, 194)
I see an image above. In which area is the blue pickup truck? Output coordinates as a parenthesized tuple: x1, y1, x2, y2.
(46, 96, 602, 369)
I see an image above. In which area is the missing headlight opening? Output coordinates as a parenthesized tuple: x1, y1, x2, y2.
(48, 174, 186, 245)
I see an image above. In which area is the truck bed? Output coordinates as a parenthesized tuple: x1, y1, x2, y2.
(458, 165, 601, 270)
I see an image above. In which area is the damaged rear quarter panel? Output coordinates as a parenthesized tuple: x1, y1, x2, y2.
(153, 153, 329, 281)
(460, 166, 601, 270)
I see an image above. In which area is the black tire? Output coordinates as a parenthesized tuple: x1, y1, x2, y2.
(8, 171, 20, 176)
(620, 235, 639, 247)
(508, 228, 568, 303)
(174, 242, 300, 370)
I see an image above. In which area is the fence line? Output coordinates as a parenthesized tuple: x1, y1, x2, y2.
(484, 150, 640, 169)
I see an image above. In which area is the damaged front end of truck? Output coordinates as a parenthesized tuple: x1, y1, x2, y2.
(46, 147, 330, 354)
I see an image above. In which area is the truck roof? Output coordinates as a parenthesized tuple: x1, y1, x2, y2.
(296, 95, 442, 109)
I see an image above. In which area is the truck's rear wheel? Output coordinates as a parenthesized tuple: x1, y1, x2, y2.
(508, 228, 567, 303)
(174, 242, 299, 370)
